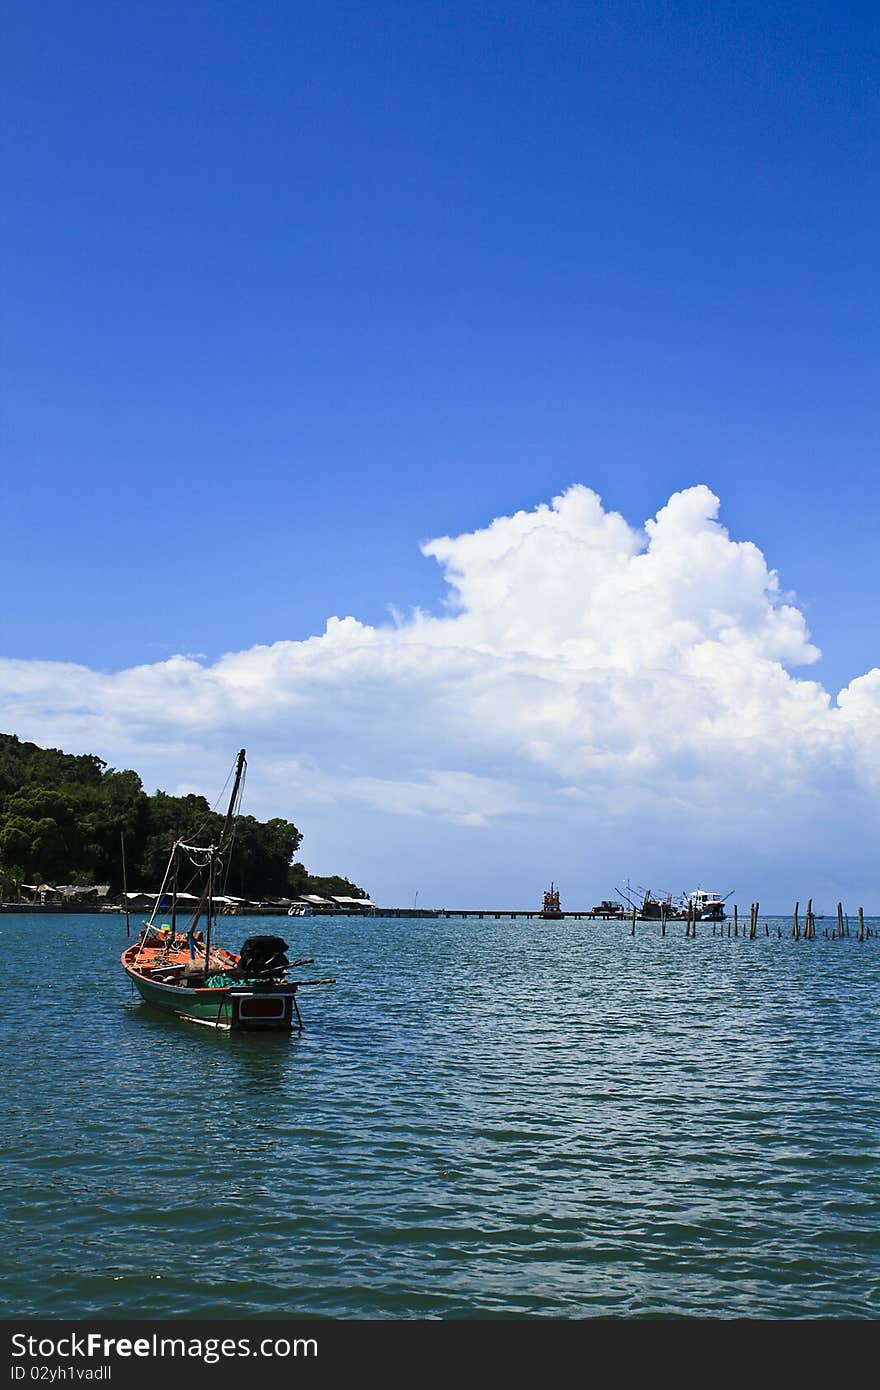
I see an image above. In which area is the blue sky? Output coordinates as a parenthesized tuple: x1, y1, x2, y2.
(2, 2, 879, 905)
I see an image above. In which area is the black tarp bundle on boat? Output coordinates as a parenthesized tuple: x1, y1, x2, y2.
(237, 935, 290, 976)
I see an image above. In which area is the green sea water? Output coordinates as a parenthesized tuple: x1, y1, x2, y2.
(1, 912, 878, 1319)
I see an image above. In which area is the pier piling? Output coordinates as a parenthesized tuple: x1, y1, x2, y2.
(433, 896, 878, 948)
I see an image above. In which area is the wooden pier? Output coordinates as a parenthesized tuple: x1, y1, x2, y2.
(377, 908, 633, 920)
(373, 903, 876, 941)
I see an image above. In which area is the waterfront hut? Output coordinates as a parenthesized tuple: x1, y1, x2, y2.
(331, 895, 376, 914)
(300, 894, 338, 914)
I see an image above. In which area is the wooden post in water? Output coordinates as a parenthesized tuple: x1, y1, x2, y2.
(661, 906, 666, 938)
(805, 897, 813, 940)
(631, 905, 636, 936)
(792, 901, 799, 940)
(120, 829, 130, 938)
(733, 904, 738, 937)
(837, 902, 844, 940)
(858, 906, 865, 942)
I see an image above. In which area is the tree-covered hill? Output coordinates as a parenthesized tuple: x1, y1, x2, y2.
(0, 733, 367, 901)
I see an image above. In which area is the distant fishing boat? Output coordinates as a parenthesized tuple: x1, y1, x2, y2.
(540, 882, 564, 919)
(121, 750, 335, 1031)
(685, 888, 729, 921)
(636, 888, 677, 919)
(617, 882, 681, 920)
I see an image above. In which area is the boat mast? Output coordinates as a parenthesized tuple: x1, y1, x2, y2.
(219, 748, 247, 857)
(190, 749, 247, 966)
(205, 846, 214, 971)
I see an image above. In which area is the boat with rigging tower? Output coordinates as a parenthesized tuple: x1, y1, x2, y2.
(539, 882, 564, 919)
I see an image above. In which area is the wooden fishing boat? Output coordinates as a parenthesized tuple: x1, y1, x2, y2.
(617, 882, 682, 920)
(685, 887, 729, 921)
(121, 750, 335, 1031)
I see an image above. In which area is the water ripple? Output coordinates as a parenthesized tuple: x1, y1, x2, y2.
(1, 913, 878, 1317)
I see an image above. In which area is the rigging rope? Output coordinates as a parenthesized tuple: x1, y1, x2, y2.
(186, 753, 239, 844)
(134, 752, 247, 948)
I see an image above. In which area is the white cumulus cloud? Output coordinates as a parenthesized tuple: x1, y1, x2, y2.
(1, 484, 878, 906)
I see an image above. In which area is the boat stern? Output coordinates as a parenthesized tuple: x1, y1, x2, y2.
(229, 988, 297, 1030)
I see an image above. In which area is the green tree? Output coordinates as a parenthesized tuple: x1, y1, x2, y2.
(0, 731, 367, 901)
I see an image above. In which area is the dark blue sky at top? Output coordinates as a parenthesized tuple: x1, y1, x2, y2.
(3, 1, 878, 694)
